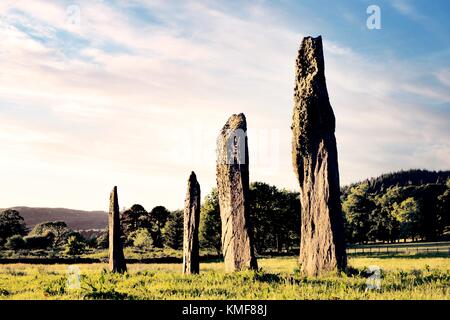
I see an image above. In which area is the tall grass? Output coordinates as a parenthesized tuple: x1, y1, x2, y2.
(0, 254, 448, 300)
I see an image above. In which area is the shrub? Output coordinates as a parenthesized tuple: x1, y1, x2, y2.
(96, 231, 108, 249)
(129, 228, 153, 249)
(64, 235, 86, 256)
(5, 235, 26, 250)
(29, 221, 72, 247)
(24, 233, 54, 249)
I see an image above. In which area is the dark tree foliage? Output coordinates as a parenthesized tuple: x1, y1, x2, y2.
(162, 210, 183, 250)
(0, 209, 27, 245)
(199, 183, 300, 255)
(121, 204, 149, 238)
(29, 221, 72, 247)
(5, 235, 26, 250)
(342, 170, 450, 244)
(56, 169, 448, 253)
(120, 204, 171, 248)
(64, 235, 86, 256)
(149, 206, 170, 248)
(341, 169, 450, 197)
(24, 233, 54, 249)
(199, 188, 221, 255)
(95, 229, 109, 249)
(249, 182, 300, 254)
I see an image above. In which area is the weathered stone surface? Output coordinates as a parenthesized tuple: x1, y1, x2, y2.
(108, 186, 127, 273)
(183, 171, 201, 275)
(216, 113, 258, 272)
(291, 36, 347, 276)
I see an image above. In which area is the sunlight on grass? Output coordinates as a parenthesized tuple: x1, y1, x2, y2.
(0, 254, 448, 300)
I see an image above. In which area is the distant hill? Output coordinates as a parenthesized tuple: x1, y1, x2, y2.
(342, 169, 450, 196)
(5, 207, 107, 231)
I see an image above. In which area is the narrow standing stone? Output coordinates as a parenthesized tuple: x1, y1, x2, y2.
(216, 113, 258, 272)
(183, 172, 201, 275)
(108, 186, 127, 273)
(291, 36, 347, 276)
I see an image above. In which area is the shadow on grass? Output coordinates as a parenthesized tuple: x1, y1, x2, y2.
(254, 271, 283, 284)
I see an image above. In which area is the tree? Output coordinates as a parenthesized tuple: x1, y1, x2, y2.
(162, 210, 183, 250)
(29, 221, 72, 247)
(249, 182, 278, 253)
(249, 183, 300, 254)
(411, 184, 447, 241)
(277, 189, 301, 252)
(199, 188, 221, 255)
(437, 180, 450, 236)
(148, 206, 170, 247)
(5, 235, 26, 250)
(126, 228, 152, 249)
(96, 230, 109, 249)
(198, 184, 300, 255)
(342, 183, 377, 244)
(0, 209, 27, 245)
(24, 232, 54, 249)
(371, 186, 405, 243)
(64, 235, 85, 256)
(392, 197, 420, 242)
(121, 204, 149, 238)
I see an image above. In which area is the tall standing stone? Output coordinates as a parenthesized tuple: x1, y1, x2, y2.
(291, 36, 347, 276)
(108, 186, 127, 273)
(216, 113, 258, 272)
(183, 172, 201, 275)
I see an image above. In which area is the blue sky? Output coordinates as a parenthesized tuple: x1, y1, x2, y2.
(0, 0, 449, 211)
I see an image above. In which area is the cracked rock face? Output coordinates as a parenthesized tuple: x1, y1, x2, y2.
(183, 172, 201, 275)
(292, 36, 347, 276)
(108, 186, 127, 273)
(216, 113, 258, 272)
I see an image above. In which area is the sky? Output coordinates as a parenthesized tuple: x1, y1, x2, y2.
(0, 0, 449, 212)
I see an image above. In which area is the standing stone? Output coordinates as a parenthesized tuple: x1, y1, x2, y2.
(108, 186, 127, 273)
(291, 36, 347, 276)
(216, 113, 258, 272)
(183, 172, 201, 275)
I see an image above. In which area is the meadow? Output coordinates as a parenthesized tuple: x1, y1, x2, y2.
(0, 252, 449, 300)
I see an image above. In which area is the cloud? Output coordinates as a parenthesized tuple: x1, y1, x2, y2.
(436, 69, 450, 88)
(390, 0, 427, 23)
(0, 0, 449, 210)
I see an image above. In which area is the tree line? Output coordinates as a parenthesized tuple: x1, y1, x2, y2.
(1, 170, 449, 256)
(342, 173, 449, 244)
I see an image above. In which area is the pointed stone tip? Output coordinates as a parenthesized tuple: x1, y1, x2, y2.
(296, 35, 325, 80)
(188, 171, 199, 184)
(301, 35, 322, 43)
(299, 35, 323, 54)
(222, 113, 247, 132)
(236, 112, 246, 120)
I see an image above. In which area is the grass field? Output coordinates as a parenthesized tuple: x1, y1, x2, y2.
(0, 252, 449, 300)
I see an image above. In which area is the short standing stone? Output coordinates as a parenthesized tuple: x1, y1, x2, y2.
(183, 172, 201, 275)
(108, 186, 127, 273)
(216, 113, 258, 272)
(291, 36, 347, 276)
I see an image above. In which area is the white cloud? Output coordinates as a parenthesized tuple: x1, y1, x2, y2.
(0, 0, 448, 210)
